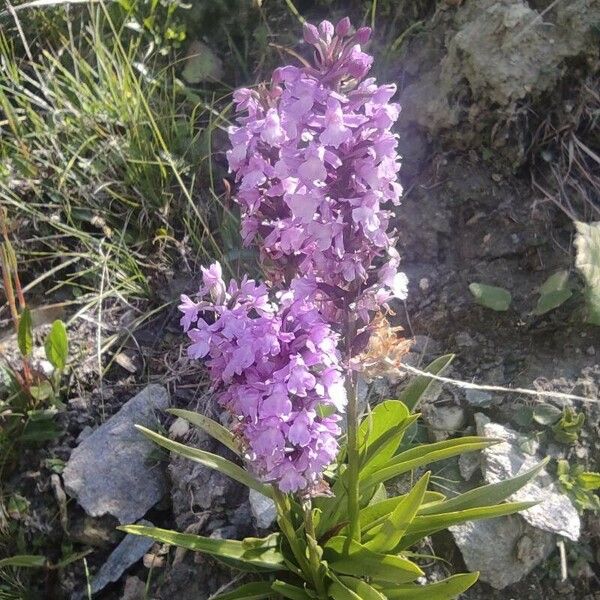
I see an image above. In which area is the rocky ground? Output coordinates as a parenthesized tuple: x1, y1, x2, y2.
(2, 0, 599, 598)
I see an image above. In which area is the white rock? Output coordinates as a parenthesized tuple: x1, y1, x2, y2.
(450, 515, 555, 589)
(249, 488, 277, 530)
(481, 421, 581, 541)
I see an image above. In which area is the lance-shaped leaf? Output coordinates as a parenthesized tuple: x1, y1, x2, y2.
(17, 307, 33, 358)
(358, 401, 419, 477)
(167, 408, 240, 456)
(135, 426, 272, 497)
(324, 537, 423, 584)
(359, 491, 446, 533)
(119, 525, 284, 572)
(397, 354, 454, 412)
(380, 571, 479, 599)
(0, 555, 46, 568)
(329, 580, 361, 600)
(214, 581, 274, 600)
(271, 581, 313, 600)
(336, 577, 387, 600)
(398, 501, 536, 549)
(417, 459, 548, 515)
(44, 320, 69, 370)
(363, 473, 430, 552)
(360, 437, 497, 489)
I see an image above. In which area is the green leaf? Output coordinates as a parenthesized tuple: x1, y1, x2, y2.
(17, 307, 33, 357)
(20, 410, 61, 442)
(167, 408, 240, 456)
(215, 582, 274, 600)
(574, 221, 600, 325)
(469, 283, 512, 311)
(0, 555, 46, 568)
(540, 270, 571, 296)
(324, 537, 423, 584)
(44, 320, 69, 370)
(337, 577, 386, 600)
(359, 491, 446, 532)
(532, 403, 562, 425)
(381, 572, 479, 599)
(534, 272, 572, 316)
(360, 437, 497, 490)
(534, 289, 572, 315)
(55, 550, 92, 569)
(578, 472, 600, 490)
(29, 380, 54, 402)
(271, 581, 313, 600)
(135, 426, 272, 498)
(398, 355, 455, 412)
(358, 401, 418, 476)
(418, 459, 548, 516)
(329, 581, 361, 600)
(119, 525, 284, 572)
(363, 473, 430, 552)
(399, 501, 536, 549)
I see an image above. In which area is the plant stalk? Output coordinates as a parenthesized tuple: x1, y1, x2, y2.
(272, 488, 312, 578)
(343, 313, 361, 554)
(303, 501, 328, 600)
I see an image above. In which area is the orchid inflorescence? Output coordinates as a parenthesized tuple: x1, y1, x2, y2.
(181, 17, 407, 494)
(180, 263, 345, 493)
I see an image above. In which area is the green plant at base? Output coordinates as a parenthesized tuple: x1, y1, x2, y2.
(122, 356, 542, 599)
(557, 460, 600, 513)
(0, 212, 69, 479)
(552, 407, 585, 444)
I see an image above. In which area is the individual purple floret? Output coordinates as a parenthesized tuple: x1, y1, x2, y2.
(179, 262, 346, 495)
(227, 17, 407, 325)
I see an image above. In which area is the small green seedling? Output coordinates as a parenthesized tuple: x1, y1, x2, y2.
(469, 283, 512, 311)
(557, 460, 600, 513)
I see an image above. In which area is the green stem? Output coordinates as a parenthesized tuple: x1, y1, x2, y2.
(343, 371, 361, 553)
(343, 314, 361, 554)
(303, 502, 328, 600)
(272, 488, 312, 577)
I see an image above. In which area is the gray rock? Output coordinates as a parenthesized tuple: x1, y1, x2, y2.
(465, 389, 494, 407)
(121, 576, 146, 600)
(170, 430, 242, 530)
(458, 452, 481, 481)
(481, 421, 581, 541)
(450, 515, 555, 589)
(63, 385, 169, 524)
(91, 520, 155, 594)
(249, 488, 276, 530)
(423, 405, 466, 441)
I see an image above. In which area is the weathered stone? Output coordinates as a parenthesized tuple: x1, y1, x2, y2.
(465, 389, 494, 407)
(481, 421, 581, 541)
(121, 576, 146, 600)
(169, 429, 242, 530)
(63, 385, 169, 524)
(458, 452, 481, 481)
(91, 520, 155, 594)
(249, 488, 276, 530)
(423, 404, 466, 441)
(450, 516, 555, 589)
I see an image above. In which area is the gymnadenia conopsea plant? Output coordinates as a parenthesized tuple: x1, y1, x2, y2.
(122, 18, 544, 600)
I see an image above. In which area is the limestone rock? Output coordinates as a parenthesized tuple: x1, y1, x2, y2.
(63, 385, 169, 524)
